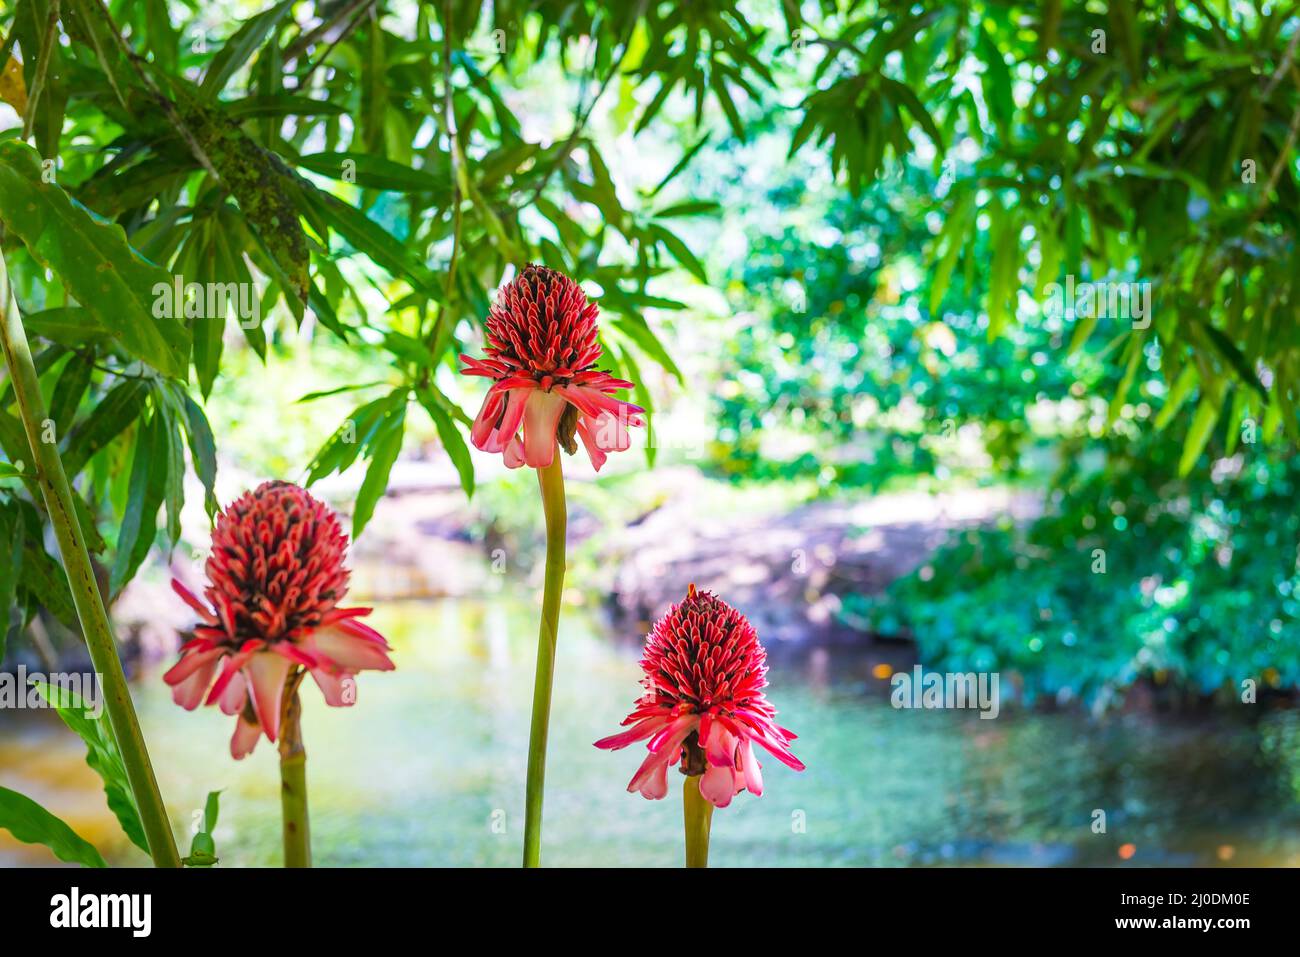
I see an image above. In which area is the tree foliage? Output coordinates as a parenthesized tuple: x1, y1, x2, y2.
(0, 0, 1296, 659)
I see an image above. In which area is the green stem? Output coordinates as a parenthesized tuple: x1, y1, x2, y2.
(279, 671, 311, 867)
(683, 774, 713, 868)
(0, 252, 180, 867)
(522, 453, 567, 867)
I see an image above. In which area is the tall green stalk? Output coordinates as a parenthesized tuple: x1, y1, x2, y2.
(683, 774, 713, 868)
(278, 669, 311, 867)
(522, 452, 567, 867)
(0, 251, 180, 868)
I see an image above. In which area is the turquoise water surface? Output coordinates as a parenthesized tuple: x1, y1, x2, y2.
(4, 586, 1300, 867)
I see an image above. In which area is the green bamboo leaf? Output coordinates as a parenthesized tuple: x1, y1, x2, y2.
(305, 392, 405, 486)
(176, 388, 219, 519)
(652, 200, 720, 218)
(30, 680, 148, 856)
(0, 141, 189, 377)
(157, 396, 186, 547)
(416, 387, 474, 499)
(20, 540, 78, 629)
(224, 94, 347, 119)
(1106, 334, 1145, 427)
(1223, 387, 1249, 456)
(353, 408, 405, 540)
(297, 152, 452, 196)
(1179, 392, 1222, 476)
(63, 379, 149, 477)
(930, 192, 973, 315)
(60, 0, 135, 109)
(200, 0, 296, 99)
(49, 354, 94, 439)
(1154, 364, 1198, 431)
(109, 410, 167, 595)
(0, 786, 106, 868)
(609, 313, 683, 383)
(649, 133, 711, 196)
(648, 224, 707, 283)
(1198, 321, 1267, 400)
(301, 186, 442, 299)
(879, 76, 945, 151)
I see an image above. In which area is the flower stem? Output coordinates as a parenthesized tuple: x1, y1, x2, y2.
(279, 670, 311, 868)
(0, 252, 180, 868)
(522, 453, 567, 867)
(683, 774, 714, 868)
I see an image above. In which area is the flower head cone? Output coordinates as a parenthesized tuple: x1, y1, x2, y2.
(459, 263, 645, 471)
(595, 585, 804, 808)
(163, 480, 394, 759)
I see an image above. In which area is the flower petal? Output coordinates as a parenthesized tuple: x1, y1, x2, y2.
(230, 715, 262, 760)
(166, 649, 223, 710)
(245, 651, 292, 743)
(308, 625, 396, 672)
(521, 390, 568, 468)
(699, 765, 738, 808)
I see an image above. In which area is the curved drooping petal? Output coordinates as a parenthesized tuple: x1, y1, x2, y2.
(305, 622, 397, 673)
(521, 390, 568, 468)
(164, 647, 223, 710)
(594, 585, 804, 807)
(231, 714, 262, 760)
(471, 386, 531, 454)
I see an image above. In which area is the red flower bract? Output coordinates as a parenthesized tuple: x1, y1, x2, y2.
(164, 481, 394, 759)
(459, 264, 644, 471)
(595, 585, 804, 807)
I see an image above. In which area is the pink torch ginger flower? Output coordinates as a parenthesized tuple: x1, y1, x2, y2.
(595, 585, 805, 807)
(459, 263, 644, 471)
(164, 481, 394, 759)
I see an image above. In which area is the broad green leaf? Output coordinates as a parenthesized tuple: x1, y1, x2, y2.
(0, 141, 189, 377)
(0, 785, 106, 867)
(20, 307, 111, 349)
(30, 680, 148, 855)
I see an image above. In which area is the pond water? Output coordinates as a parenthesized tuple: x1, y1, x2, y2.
(3, 582, 1300, 867)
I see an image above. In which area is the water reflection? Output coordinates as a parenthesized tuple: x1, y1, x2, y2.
(3, 587, 1299, 867)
